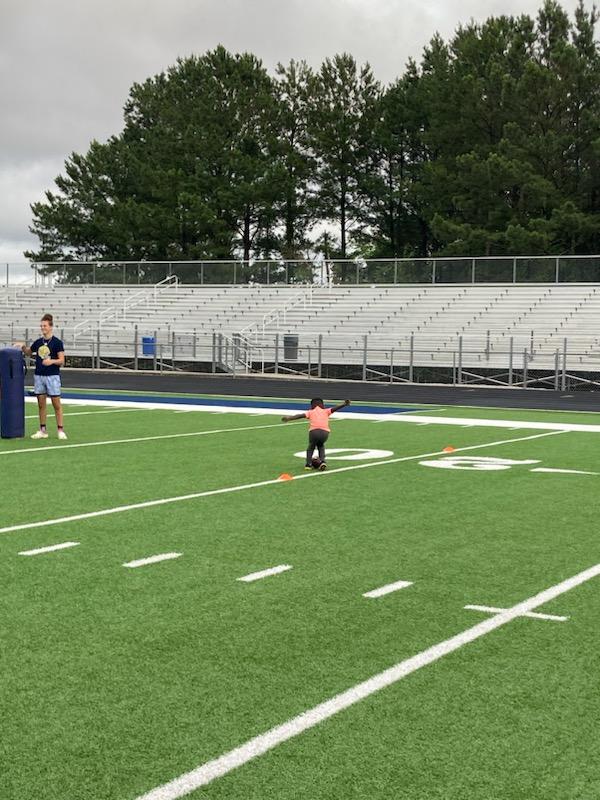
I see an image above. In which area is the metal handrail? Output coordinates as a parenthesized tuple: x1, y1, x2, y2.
(73, 274, 180, 337)
(247, 285, 314, 338)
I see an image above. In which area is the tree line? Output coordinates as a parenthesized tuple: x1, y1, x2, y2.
(28, 0, 600, 269)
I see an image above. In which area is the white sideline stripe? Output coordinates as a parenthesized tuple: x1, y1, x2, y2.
(531, 467, 599, 476)
(381, 413, 600, 433)
(123, 552, 182, 568)
(464, 604, 568, 622)
(0, 430, 564, 536)
(363, 580, 413, 598)
(18, 541, 80, 556)
(237, 565, 292, 582)
(0, 421, 289, 457)
(134, 561, 600, 800)
(42, 395, 600, 432)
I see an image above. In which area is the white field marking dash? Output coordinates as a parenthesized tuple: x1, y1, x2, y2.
(18, 541, 80, 556)
(0, 421, 288, 458)
(24, 408, 141, 420)
(530, 467, 599, 476)
(123, 553, 182, 569)
(464, 604, 568, 622)
(0, 430, 566, 537)
(363, 579, 413, 598)
(133, 561, 600, 800)
(237, 564, 292, 583)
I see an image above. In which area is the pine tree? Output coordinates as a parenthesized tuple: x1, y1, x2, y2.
(307, 54, 381, 274)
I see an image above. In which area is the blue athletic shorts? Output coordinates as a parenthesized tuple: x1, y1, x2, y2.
(34, 375, 62, 397)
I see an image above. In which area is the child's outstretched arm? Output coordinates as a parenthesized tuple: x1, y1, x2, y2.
(330, 399, 351, 414)
(281, 413, 306, 422)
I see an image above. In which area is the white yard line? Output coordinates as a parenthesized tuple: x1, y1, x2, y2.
(134, 561, 600, 800)
(464, 604, 568, 622)
(0, 430, 565, 536)
(123, 553, 182, 568)
(237, 565, 292, 583)
(18, 541, 80, 556)
(363, 580, 413, 598)
(0, 421, 289, 457)
(530, 467, 599, 476)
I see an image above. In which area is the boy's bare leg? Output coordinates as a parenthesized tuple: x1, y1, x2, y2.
(51, 396, 64, 429)
(37, 394, 47, 427)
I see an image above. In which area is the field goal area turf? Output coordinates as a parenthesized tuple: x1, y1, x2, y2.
(2, 391, 600, 800)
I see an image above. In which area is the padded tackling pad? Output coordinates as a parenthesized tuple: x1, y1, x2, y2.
(0, 348, 25, 439)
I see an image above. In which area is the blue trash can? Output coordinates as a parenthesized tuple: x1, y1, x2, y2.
(142, 336, 156, 356)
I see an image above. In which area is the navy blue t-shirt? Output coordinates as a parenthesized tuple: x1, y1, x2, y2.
(30, 336, 64, 376)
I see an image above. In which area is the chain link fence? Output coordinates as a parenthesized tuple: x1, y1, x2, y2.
(5, 255, 600, 286)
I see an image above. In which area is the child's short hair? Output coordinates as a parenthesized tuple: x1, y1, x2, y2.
(41, 313, 53, 325)
(310, 398, 324, 408)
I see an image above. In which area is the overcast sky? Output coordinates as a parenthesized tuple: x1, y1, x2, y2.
(0, 0, 586, 263)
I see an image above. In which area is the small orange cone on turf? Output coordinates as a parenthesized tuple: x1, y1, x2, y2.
(278, 473, 294, 481)
(443, 446, 455, 453)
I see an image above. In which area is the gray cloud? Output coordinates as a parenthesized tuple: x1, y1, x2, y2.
(0, 0, 585, 261)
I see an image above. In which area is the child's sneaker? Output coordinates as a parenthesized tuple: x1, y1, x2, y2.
(318, 462, 327, 471)
(58, 430, 68, 440)
(31, 430, 48, 440)
(304, 465, 313, 471)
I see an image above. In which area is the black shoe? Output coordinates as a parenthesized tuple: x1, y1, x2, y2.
(318, 462, 327, 471)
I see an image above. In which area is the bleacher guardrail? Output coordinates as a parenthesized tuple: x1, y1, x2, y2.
(2, 325, 600, 390)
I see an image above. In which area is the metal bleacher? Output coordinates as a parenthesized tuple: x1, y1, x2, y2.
(1, 281, 600, 372)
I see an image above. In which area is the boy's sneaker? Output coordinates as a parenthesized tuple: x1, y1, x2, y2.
(304, 465, 313, 471)
(318, 462, 327, 471)
(58, 430, 68, 440)
(31, 430, 48, 440)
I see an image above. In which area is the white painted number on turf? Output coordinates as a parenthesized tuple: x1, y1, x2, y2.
(419, 456, 540, 471)
(293, 447, 394, 461)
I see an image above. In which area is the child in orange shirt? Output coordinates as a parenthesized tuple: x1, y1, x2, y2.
(282, 398, 351, 470)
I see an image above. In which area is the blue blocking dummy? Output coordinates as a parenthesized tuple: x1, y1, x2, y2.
(0, 347, 25, 438)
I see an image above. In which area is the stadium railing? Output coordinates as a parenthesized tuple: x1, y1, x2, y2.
(2, 325, 600, 391)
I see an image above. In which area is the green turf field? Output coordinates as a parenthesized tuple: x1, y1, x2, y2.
(1, 398, 600, 800)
